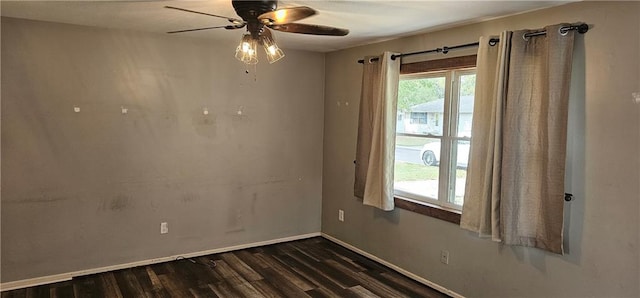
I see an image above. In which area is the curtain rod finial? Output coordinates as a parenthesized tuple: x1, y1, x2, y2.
(577, 23, 589, 34)
(564, 193, 574, 202)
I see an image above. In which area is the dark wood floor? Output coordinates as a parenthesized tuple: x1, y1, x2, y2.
(1, 237, 448, 298)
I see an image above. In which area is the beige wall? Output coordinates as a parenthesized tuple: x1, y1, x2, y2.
(322, 1, 639, 297)
(1, 17, 325, 282)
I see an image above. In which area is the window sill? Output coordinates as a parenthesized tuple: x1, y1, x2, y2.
(394, 196, 461, 225)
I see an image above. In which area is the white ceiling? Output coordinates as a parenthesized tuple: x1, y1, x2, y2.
(1, 0, 571, 52)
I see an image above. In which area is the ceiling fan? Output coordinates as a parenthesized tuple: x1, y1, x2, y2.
(165, 0, 349, 64)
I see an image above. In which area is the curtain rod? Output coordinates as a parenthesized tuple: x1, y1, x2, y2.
(357, 23, 589, 64)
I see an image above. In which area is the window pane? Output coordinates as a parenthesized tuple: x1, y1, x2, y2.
(457, 74, 476, 137)
(397, 76, 446, 135)
(394, 136, 440, 200)
(450, 140, 471, 206)
(395, 69, 475, 211)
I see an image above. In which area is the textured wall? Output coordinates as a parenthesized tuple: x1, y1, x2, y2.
(322, 2, 639, 297)
(1, 17, 324, 282)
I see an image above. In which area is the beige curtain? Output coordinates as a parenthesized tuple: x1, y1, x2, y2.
(460, 32, 512, 242)
(354, 52, 400, 211)
(462, 24, 575, 254)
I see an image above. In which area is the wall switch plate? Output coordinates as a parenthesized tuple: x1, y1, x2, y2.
(160, 222, 168, 234)
(440, 250, 449, 264)
(338, 210, 345, 222)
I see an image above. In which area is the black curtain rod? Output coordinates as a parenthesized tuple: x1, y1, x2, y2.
(357, 23, 589, 64)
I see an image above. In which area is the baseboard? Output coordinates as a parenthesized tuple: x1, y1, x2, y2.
(321, 233, 465, 298)
(0, 232, 321, 292)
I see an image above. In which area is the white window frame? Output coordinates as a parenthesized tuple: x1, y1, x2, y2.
(394, 67, 476, 211)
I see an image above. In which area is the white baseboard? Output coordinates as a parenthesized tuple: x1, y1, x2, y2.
(0, 232, 321, 292)
(321, 233, 464, 298)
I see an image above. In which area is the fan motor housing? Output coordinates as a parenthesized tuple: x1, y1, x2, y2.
(232, 0, 277, 39)
(232, 0, 277, 20)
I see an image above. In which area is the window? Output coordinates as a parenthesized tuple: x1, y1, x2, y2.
(394, 57, 476, 211)
(410, 112, 427, 124)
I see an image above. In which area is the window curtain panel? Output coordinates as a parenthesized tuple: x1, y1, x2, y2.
(459, 32, 512, 242)
(354, 52, 400, 211)
(461, 24, 576, 254)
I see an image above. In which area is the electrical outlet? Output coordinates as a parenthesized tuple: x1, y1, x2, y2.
(338, 210, 345, 222)
(440, 250, 449, 264)
(160, 222, 168, 234)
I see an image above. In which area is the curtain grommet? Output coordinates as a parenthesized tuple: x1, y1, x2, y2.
(522, 33, 530, 41)
(559, 26, 569, 36)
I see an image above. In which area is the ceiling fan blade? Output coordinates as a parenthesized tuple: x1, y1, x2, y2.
(165, 6, 244, 25)
(167, 24, 245, 34)
(258, 6, 316, 25)
(269, 23, 349, 36)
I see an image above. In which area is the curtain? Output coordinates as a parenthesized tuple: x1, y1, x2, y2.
(460, 32, 512, 242)
(461, 24, 575, 254)
(354, 52, 400, 211)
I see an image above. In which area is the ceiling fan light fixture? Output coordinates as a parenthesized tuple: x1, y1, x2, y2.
(261, 34, 285, 64)
(235, 34, 258, 65)
(167, 2, 349, 66)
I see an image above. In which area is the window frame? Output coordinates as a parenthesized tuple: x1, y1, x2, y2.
(393, 55, 477, 224)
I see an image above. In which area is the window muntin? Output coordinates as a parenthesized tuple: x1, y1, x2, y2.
(394, 68, 475, 209)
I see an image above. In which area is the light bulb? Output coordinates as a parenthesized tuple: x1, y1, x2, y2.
(267, 45, 277, 55)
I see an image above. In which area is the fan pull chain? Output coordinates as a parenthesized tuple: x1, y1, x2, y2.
(243, 64, 257, 81)
(253, 63, 257, 82)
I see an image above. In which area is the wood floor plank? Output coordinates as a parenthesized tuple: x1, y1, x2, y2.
(3, 237, 450, 298)
(234, 250, 270, 269)
(73, 275, 104, 298)
(318, 242, 368, 273)
(113, 269, 147, 298)
(50, 281, 74, 298)
(379, 272, 449, 298)
(322, 259, 408, 298)
(188, 285, 218, 298)
(249, 279, 287, 298)
(290, 240, 335, 262)
(250, 251, 317, 291)
(157, 273, 193, 297)
(254, 266, 312, 298)
(195, 257, 225, 283)
(130, 266, 163, 298)
(305, 287, 335, 298)
(2, 288, 26, 298)
(211, 260, 265, 298)
(220, 252, 263, 281)
(284, 242, 322, 262)
(348, 285, 382, 298)
(149, 262, 170, 276)
(172, 259, 213, 290)
(275, 254, 355, 297)
(144, 266, 172, 297)
(208, 281, 243, 298)
(287, 249, 361, 288)
(99, 272, 124, 298)
(25, 285, 49, 298)
(355, 271, 410, 298)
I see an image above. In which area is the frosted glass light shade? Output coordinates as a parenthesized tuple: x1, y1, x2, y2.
(235, 34, 258, 65)
(261, 34, 285, 64)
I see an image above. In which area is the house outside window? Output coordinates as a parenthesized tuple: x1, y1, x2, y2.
(394, 66, 476, 210)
